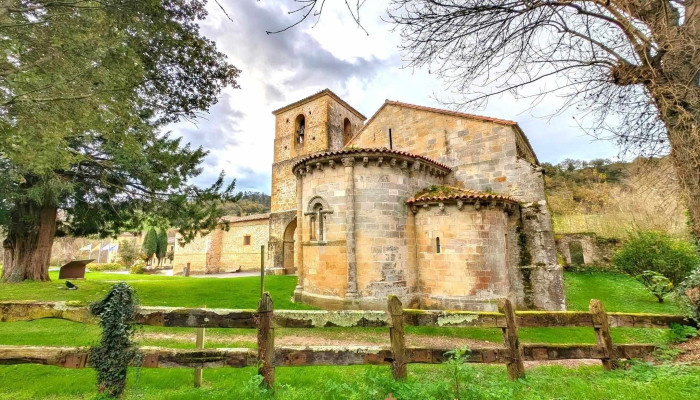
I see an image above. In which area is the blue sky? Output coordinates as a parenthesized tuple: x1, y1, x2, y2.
(168, 0, 622, 194)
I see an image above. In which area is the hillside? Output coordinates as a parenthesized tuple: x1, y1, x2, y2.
(543, 157, 689, 239)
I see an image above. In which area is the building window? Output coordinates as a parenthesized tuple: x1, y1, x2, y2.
(343, 117, 352, 142)
(436, 237, 441, 253)
(295, 114, 305, 144)
(243, 235, 251, 246)
(305, 196, 333, 243)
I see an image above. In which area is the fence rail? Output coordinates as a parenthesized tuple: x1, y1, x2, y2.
(0, 301, 693, 329)
(0, 297, 695, 385)
(0, 344, 657, 369)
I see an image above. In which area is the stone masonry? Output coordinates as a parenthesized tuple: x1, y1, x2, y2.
(173, 89, 566, 311)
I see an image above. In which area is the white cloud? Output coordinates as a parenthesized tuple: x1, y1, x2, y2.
(168, 0, 621, 193)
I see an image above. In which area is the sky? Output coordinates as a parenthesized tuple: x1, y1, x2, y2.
(169, 0, 622, 194)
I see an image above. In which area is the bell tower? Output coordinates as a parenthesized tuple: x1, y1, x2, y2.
(267, 89, 365, 274)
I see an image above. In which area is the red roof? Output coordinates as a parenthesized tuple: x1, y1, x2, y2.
(292, 147, 452, 171)
(407, 186, 517, 204)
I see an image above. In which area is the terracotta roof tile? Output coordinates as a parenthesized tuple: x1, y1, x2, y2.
(407, 186, 517, 205)
(292, 147, 452, 171)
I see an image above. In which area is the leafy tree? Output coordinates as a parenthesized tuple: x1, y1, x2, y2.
(141, 228, 158, 266)
(156, 228, 168, 266)
(637, 270, 674, 303)
(1, 1, 240, 282)
(614, 231, 700, 285)
(117, 239, 138, 267)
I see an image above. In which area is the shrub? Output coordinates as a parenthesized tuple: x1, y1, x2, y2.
(117, 239, 138, 266)
(678, 267, 700, 320)
(88, 263, 125, 272)
(636, 270, 674, 303)
(613, 231, 699, 285)
(129, 263, 146, 275)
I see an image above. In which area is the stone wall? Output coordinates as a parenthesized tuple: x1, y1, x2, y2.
(348, 103, 540, 201)
(416, 205, 510, 311)
(293, 149, 451, 309)
(353, 162, 443, 305)
(299, 162, 349, 298)
(173, 214, 270, 275)
(556, 233, 621, 267)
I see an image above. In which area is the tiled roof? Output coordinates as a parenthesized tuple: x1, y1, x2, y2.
(271, 88, 367, 120)
(292, 147, 452, 171)
(407, 186, 517, 204)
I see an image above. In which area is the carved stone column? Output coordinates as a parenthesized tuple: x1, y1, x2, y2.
(294, 170, 304, 301)
(342, 157, 359, 298)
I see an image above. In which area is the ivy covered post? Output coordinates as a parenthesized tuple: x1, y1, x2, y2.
(90, 283, 140, 397)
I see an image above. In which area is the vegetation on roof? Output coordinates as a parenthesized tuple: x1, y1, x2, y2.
(413, 185, 477, 199)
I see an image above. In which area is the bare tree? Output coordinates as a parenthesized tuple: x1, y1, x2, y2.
(275, 0, 700, 239)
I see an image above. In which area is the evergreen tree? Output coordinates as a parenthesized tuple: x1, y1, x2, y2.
(156, 229, 168, 266)
(141, 228, 158, 266)
(1, 1, 240, 282)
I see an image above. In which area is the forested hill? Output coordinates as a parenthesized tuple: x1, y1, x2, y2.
(542, 157, 689, 239)
(222, 191, 271, 217)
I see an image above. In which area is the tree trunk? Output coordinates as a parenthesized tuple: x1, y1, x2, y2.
(1, 205, 57, 283)
(653, 84, 700, 242)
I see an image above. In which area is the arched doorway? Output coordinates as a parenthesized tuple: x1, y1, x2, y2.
(282, 218, 297, 273)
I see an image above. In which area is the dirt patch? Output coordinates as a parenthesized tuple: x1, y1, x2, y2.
(674, 336, 700, 364)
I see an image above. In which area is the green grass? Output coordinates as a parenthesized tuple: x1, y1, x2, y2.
(1, 363, 699, 399)
(565, 271, 682, 314)
(0, 271, 312, 309)
(0, 270, 696, 399)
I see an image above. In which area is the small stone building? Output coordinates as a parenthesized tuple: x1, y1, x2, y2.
(174, 89, 566, 311)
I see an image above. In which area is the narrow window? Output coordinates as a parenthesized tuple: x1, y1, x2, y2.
(243, 235, 251, 246)
(388, 128, 393, 149)
(436, 237, 441, 253)
(310, 216, 317, 241)
(343, 118, 352, 142)
(295, 114, 305, 144)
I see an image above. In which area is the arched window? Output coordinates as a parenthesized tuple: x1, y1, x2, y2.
(295, 114, 305, 145)
(436, 237, 441, 253)
(305, 196, 332, 243)
(343, 118, 352, 142)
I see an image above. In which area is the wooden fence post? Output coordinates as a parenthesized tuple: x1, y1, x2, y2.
(260, 245, 265, 298)
(257, 292, 275, 387)
(388, 295, 406, 380)
(498, 298, 525, 380)
(589, 299, 616, 370)
(194, 327, 205, 387)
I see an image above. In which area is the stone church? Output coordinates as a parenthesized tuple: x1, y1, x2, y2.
(174, 89, 565, 311)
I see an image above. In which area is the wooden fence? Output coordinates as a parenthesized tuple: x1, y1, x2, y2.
(0, 296, 696, 385)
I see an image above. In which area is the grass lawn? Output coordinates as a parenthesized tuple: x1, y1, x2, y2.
(0, 270, 697, 399)
(1, 362, 699, 400)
